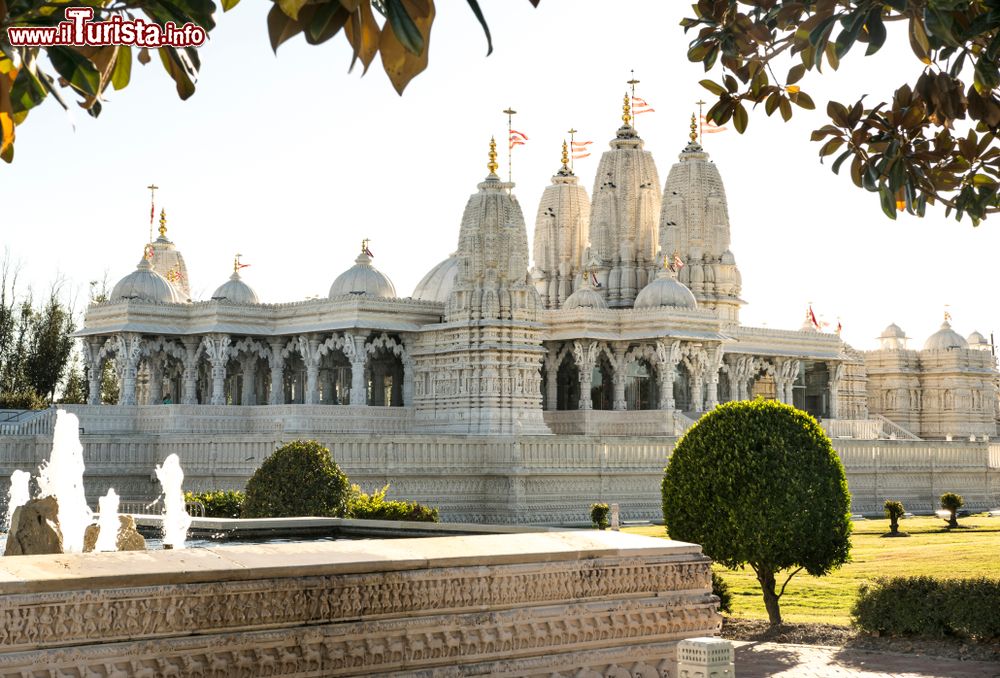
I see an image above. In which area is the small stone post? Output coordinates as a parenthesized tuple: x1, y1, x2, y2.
(676, 637, 734, 678)
(610, 503, 620, 531)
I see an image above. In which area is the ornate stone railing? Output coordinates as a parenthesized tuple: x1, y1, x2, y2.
(672, 411, 697, 436)
(0, 408, 55, 436)
(0, 531, 719, 677)
(820, 416, 922, 441)
(542, 410, 673, 436)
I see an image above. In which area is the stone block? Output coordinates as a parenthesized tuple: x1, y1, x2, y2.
(83, 514, 147, 552)
(677, 636, 735, 678)
(3, 496, 63, 556)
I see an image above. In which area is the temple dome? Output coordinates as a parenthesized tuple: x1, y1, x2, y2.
(880, 323, 906, 339)
(923, 320, 968, 351)
(211, 270, 259, 304)
(329, 250, 396, 299)
(633, 269, 697, 310)
(968, 330, 991, 350)
(563, 279, 608, 310)
(110, 257, 182, 304)
(412, 255, 458, 303)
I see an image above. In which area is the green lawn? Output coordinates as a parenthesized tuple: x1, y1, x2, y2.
(624, 515, 1000, 626)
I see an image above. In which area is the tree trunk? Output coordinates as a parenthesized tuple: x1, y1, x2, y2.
(948, 511, 958, 528)
(757, 569, 782, 625)
(890, 517, 898, 535)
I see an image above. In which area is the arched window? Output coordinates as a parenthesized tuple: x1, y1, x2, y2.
(556, 353, 580, 410)
(590, 354, 614, 410)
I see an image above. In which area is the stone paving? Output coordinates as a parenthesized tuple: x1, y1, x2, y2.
(733, 641, 1000, 677)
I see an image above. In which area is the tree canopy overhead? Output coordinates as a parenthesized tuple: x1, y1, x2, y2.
(0, 0, 536, 163)
(684, 0, 1000, 225)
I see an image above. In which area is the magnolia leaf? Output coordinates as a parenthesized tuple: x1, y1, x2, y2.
(48, 46, 101, 97)
(344, 1, 379, 72)
(268, 3, 305, 52)
(384, 0, 424, 56)
(222, 0, 240, 9)
(465, 0, 493, 56)
(158, 47, 197, 100)
(112, 45, 132, 90)
(278, 0, 309, 21)
(0, 68, 15, 161)
(733, 103, 748, 133)
(73, 45, 119, 109)
(699, 79, 726, 96)
(380, 0, 434, 95)
(307, 3, 348, 44)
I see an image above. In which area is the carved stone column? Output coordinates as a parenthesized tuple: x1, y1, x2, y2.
(612, 342, 628, 411)
(656, 340, 680, 411)
(346, 334, 368, 406)
(116, 333, 143, 406)
(241, 356, 257, 405)
(301, 335, 322, 405)
(147, 359, 163, 405)
(828, 362, 844, 419)
(202, 334, 231, 406)
(545, 358, 559, 411)
(573, 340, 597, 411)
(84, 337, 103, 405)
(704, 346, 723, 411)
(181, 337, 200, 405)
(267, 338, 286, 405)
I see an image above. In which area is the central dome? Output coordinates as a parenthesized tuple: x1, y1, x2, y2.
(633, 269, 697, 310)
(412, 255, 458, 303)
(329, 249, 396, 299)
(110, 257, 182, 304)
(923, 320, 968, 351)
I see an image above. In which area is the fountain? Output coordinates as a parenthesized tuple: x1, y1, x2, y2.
(154, 453, 191, 549)
(3, 469, 30, 530)
(93, 489, 120, 552)
(35, 410, 92, 553)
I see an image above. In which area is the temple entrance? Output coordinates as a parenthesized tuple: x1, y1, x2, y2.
(801, 361, 829, 418)
(590, 354, 614, 410)
(319, 351, 351, 404)
(625, 359, 657, 410)
(556, 353, 580, 410)
(367, 347, 403, 406)
(673, 362, 692, 411)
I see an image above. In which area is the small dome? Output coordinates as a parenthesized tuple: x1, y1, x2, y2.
(968, 330, 991, 350)
(923, 320, 968, 351)
(212, 270, 259, 304)
(412, 255, 458, 303)
(634, 269, 697, 310)
(329, 250, 396, 299)
(880, 323, 906, 339)
(564, 279, 608, 310)
(721, 249, 736, 265)
(110, 256, 182, 304)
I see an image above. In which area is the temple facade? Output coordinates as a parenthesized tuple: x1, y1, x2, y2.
(76, 112, 1000, 443)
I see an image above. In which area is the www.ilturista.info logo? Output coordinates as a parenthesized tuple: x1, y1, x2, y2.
(6, 7, 206, 47)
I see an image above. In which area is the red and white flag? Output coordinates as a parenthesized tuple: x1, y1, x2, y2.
(571, 139, 592, 160)
(808, 305, 820, 330)
(509, 129, 528, 150)
(700, 115, 728, 134)
(632, 96, 655, 115)
(673, 254, 685, 271)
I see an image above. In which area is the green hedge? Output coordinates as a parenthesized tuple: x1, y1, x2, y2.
(0, 390, 48, 410)
(242, 440, 350, 518)
(853, 576, 1000, 639)
(347, 484, 439, 522)
(184, 490, 245, 518)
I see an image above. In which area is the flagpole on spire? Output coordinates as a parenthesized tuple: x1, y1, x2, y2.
(146, 184, 158, 243)
(627, 70, 639, 129)
(503, 107, 516, 184)
(696, 100, 706, 144)
(567, 128, 577, 172)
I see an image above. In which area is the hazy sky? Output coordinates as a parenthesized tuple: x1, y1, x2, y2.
(2, 1, 997, 351)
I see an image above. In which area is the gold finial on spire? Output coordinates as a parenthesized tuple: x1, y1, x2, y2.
(689, 113, 698, 143)
(561, 140, 569, 170)
(158, 208, 167, 238)
(487, 137, 499, 175)
(233, 253, 242, 273)
(622, 93, 632, 127)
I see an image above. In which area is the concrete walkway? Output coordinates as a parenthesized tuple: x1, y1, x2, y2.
(733, 641, 1000, 677)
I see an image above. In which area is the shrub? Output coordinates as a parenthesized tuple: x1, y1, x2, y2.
(590, 502, 610, 530)
(0, 389, 48, 410)
(940, 492, 964, 528)
(662, 399, 852, 625)
(883, 500, 905, 535)
(346, 484, 439, 522)
(712, 572, 733, 614)
(241, 440, 350, 518)
(184, 490, 245, 518)
(853, 576, 1000, 639)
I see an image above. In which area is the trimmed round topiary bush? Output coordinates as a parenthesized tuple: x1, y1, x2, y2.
(940, 492, 964, 528)
(590, 502, 610, 530)
(241, 440, 350, 518)
(883, 499, 906, 536)
(662, 399, 852, 625)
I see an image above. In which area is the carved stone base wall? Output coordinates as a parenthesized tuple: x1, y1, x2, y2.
(0, 532, 719, 677)
(2, 411, 999, 520)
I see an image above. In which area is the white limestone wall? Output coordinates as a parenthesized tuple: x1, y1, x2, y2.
(3, 426, 998, 522)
